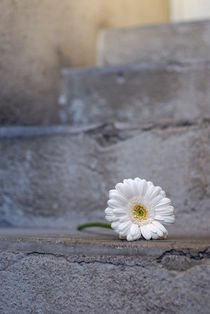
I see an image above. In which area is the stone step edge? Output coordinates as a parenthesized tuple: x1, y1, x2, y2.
(0, 232, 209, 260)
(0, 119, 209, 139)
(61, 59, 210, 77)
(98, 19, 210, 38)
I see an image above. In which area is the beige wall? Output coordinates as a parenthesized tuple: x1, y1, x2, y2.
(170, 0, 210, 22)
(0, 0, 169, 125)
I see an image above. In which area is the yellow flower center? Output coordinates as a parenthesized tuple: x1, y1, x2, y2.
(133, 204, 148, 220)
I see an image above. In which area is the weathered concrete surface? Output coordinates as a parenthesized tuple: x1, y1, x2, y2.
(0, 121, 209, 237)
(97, 20, 210, 66)
(60, 60, 210, 125)
(0, 233, 209, 314)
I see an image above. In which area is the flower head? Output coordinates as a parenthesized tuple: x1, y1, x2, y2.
(105, 178, 175, 241)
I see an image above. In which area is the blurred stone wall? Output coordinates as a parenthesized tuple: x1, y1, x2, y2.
(0, 0, 169, 125)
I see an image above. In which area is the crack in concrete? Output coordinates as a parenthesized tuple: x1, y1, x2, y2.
(85, 119, 210, 147)
(26, 251, 145, 268)
(0, 118, 209, 142)
(1, 247, 209, 272)
(157, 248, 210, 261)
(157, 248, 210, 271)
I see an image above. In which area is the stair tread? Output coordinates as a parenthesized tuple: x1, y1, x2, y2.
(0, 229, 209, 255)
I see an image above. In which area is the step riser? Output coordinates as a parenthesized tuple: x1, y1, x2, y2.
(97, 20, 210, 66)
(0, 122, 209, 235)
(61, 61, 210, 125)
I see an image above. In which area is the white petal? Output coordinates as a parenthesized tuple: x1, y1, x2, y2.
(130, 223, 141, 237)
(155, 215, 175, 224)
(109, 190, 128, 205)
(105, 215, 118, 222)
(154, 214, 168, 220)
(134, 178, 144, 196)
(118, 230, 127, 237)
(148, 186, 162, 201)
(108, 199, 122, 209)
(134, 178, 145, 197)
(144, 181, 155, 199)
(131, 180, 139, 197)
(163, 232, 168, 239)
(151, 232, 159, 240)
(134, 177, 142, 186)
(162, 216, 175, 224)
(152, 221, 168, 234)
(117, 221, 132, 236)
(105, 215, 116, 222)
(116, 182, 133, 199)
(106, 212, 126, 223)
(140, 225, 152, 240)
(155, 197, 171, 207)
(105, 215, 112, 222)
(147, 223, 163, 237)
(111, 221, 120, 229)
(105, 207, 113, 215)
(156, 228, 163, 237)
(118, 215, 130, 222)
(124, 179, 137, 198)
(147, 223, 157, 233)
(160, 189, 166, 197)
(126, 224, 141, 241)
(112, 207, 126, 214)
(115, 182, 126, 195)
(118, 221, 131, 233)
(155, 206, 174, 215)
(141, 179, 148, 197)
(106, 213, 128, 222)
(151, 194, 164, 206)
(109, 189, 119, 198)
(151, 185, 166, 198)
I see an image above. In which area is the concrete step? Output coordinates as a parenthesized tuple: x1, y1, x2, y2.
(0, 120, 209, 236)
(60, 60, 210, 125)
(97, 20, 210, 66)
(0, 231, 209, 313)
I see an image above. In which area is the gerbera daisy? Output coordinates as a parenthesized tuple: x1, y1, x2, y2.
(105, 178, 175, 241)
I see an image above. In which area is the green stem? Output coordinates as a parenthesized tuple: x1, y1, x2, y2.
(77, 222, 112, 231)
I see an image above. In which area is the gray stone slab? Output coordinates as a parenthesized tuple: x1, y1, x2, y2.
(60, 60, 210, 125)
(0, 121, 209, 237)
(97, 20, 210, 66)
(0, 234, 209, 314)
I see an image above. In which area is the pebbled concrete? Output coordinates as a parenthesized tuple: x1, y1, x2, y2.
(0, 120, 209, 236)
(60, 60, 210, 125)
(97, 20, 210, 66)
(0, 233, 209, 314)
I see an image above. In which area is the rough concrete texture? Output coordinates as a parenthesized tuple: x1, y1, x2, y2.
(97, 20, 210, 66)
(0, 120, 209, 237)
(0, 0, 169, 126)
(60, 60, 210, 125)
(0, 234, 209, 314)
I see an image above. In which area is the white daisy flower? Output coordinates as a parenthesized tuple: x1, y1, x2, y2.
(105, 178, 175, 241)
